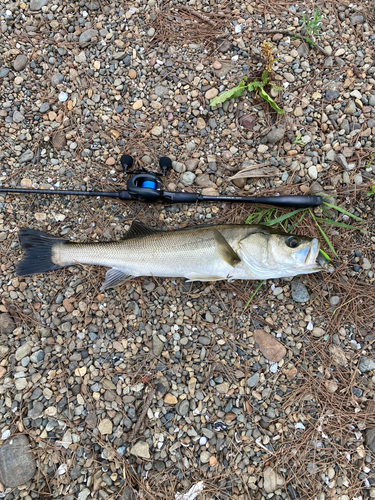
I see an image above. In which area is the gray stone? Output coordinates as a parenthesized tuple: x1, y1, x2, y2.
(15, 343, 31, 361)
(260, 127, 285, 144)
(366, 428, 375, 453)
(185, 159, 198, 171)
(39, 103, 50, 113)
(202, 428, 214, 439)
(0, 313, 15, 334)
(19, 150, 34, 163)
(0, 68, 10, 78)
(12, 111, 24, 123)
(176, 400, 190, 417)
(154, 85, 169, 97)
(87, 1, 100, 9)
(79, 29, 98, 43)
(181, 172, 196, 186)
(0, 435, 36, 487)
(152, 335, 164, 356)
(30, 350, 44, 364)
(198, 336, 210, 345)
(350, 14, 365, 25)
(324, 57, 333, 67)
(51, 72, 63, 86)
(335, 154, 349, 170)
(246, 373, 260, 387)
(130, 441, 150, 459)
(344, 100, 356, 115)
(326, 149, 336, 161)
(217, 40, 232, 53)
(325, 90, 340, 100)
(297, 42, 309, 57)
(13, 55, 28, 72)
(28, 401, 44, 418)
(195, 174, 212, 188)
(359, 357, 375, 373)
(329, 296, 340, 306)
(112, 52, 127, 61)
(75, 52, 87, 63)
(291, 282, 310, 303)
(200, 451, 211, 463)
(30, 0, 48, 9)
(263, 466, 285, 493)
(369, 95, 375, 107)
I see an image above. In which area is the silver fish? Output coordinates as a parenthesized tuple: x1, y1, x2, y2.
(16, 221, 323, 290)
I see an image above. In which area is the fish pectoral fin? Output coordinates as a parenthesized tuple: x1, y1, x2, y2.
(185, 273, 226, 282)
(213, 229, 241, 268)
(100, 269, 132, 291)
(121, 220, 159, 240)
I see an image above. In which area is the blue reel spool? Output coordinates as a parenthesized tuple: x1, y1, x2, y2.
(141, 180, 157, 190)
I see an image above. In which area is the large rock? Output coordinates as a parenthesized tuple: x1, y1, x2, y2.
(260, 126, 285, 144)
(30, 0, 48, 10)
(263, 466, 285, 493)
(0, 313, 15, 334)
(0, 435, 36, 487)
(130, 441, 150, 459)
(79, 29, 98, 43)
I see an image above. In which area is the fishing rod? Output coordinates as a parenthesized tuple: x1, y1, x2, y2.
(0, 155, 322, 208)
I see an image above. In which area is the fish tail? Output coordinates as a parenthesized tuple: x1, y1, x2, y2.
(16, 228, 68, 276)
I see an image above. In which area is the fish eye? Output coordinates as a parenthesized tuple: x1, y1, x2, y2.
(286, 237, 299, 248)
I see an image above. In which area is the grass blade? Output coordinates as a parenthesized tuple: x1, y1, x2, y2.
(263, 208, 305, 226)
(316, 218, 362, 230)
(244, 280, 265, 312)
(322, 202, 363, 222)
(309, 210, 338, 258)
(288, 211, 306, 233)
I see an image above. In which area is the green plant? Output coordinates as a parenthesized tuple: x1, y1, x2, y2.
(245, 200, 363, 258)
(301, 8, 322, 48)
(293, 133, 305, 146)
(367, 186, 375, 197)
(210, 70, 284, 114)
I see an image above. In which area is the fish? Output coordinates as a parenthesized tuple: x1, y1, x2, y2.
(16, 220, 325, 290)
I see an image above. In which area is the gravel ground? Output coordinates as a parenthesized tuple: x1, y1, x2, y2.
(0, 0, 375, 499)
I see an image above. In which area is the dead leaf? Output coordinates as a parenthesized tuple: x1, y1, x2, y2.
(52, 130, 67, 151)
(229, 164, 280, 181)
(253, 329, 286, 362)
(239, 114, 257, 130)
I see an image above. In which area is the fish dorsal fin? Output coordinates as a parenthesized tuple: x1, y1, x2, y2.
(101, 269, 132, 291)
(122, 220, 158, 240)
(213, 229, 241, 268)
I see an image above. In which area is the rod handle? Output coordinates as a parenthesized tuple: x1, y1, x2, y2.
(254, 196, 322, 208)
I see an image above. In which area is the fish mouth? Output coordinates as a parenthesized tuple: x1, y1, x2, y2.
(295, 238, 320, 267)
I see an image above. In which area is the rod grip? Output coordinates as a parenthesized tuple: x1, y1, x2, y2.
(255, 196, 322, 208)
(162, 192, 200, 203)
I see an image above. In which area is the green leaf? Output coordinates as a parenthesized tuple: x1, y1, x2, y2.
(309, 210, 338, 258)
(258, 88, 285, 114)
(316, 218, 362, 230)
(322, 202, 363, 222)
(210, 85, 245, 106)
(263, 208, 305, 226)
(319, 249, 331, 261)
(262, 71, 268, 84)
(244, 280, 265, 312)
(271, 84, 283, 92)
(288, 211, 306, 233)
(247, 80, 264, 92)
